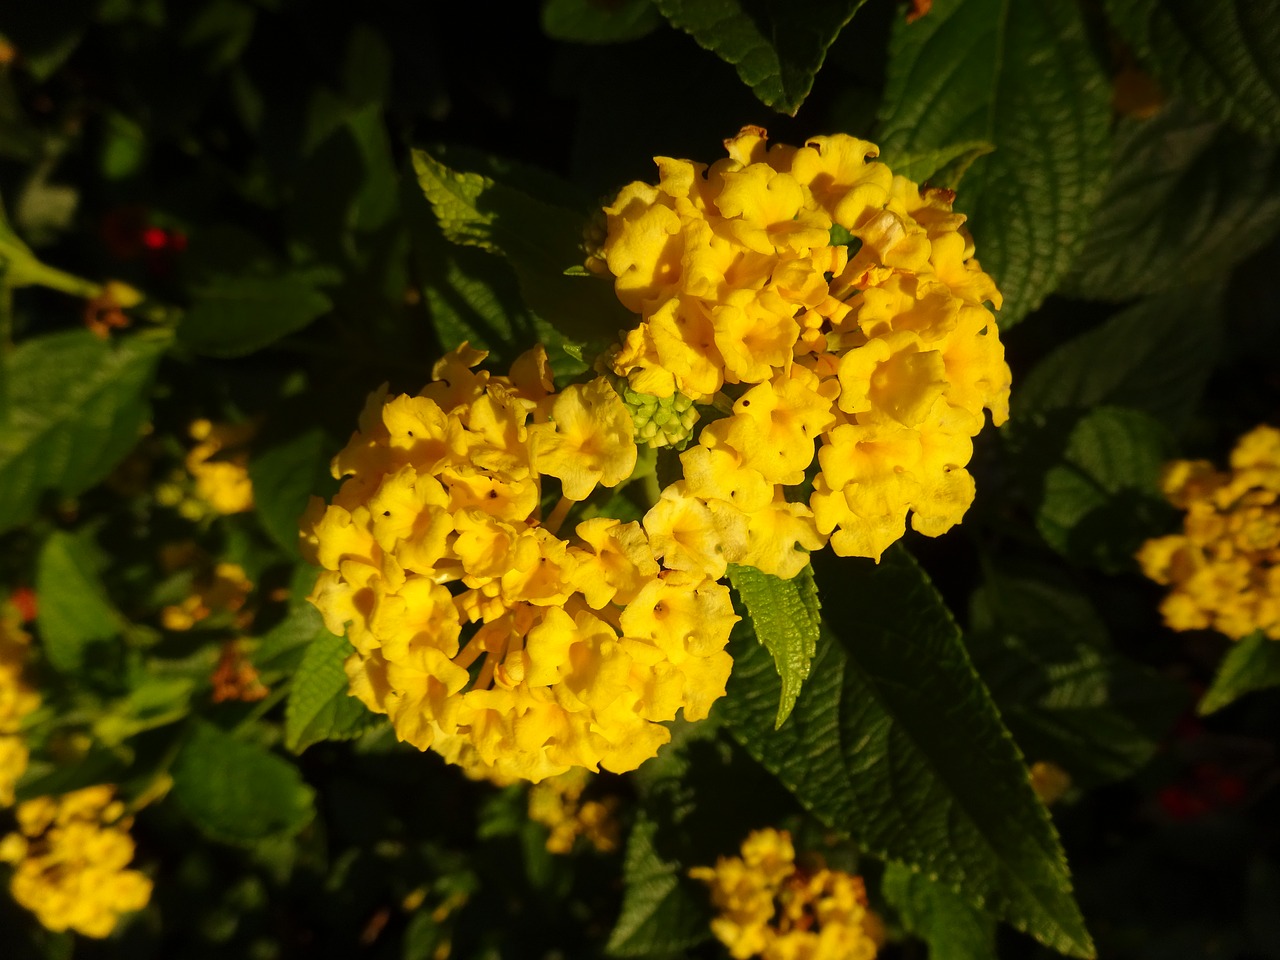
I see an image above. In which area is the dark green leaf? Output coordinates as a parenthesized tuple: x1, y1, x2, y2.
(1031, 407, 1173, 571)
(34, 531, 122, 673)
(171, 720, 316, 845)
(1015, 284, 1223, 430)
(882, 861, 997, 960)
(1065, 102, 1280, 300)
(653, 0, 868, 115)
(727, 564, 820, 728)
(968, 568, 1184, 786)
(877, 0, 1111, 325)
(249, 427, 332, 557)
(1105, 0, 1280, 142)
(542, 0, 662, 44)
(880, 139, 995, 188)
(723, 548, 1092, 957)
(411, 148, 629, 344)
(284, 630, 383, 753)
(0, 331, 168, 533)
(1198, 630, 1280, 716)
(178, 274, 331, 357)
(605, 813, 712, 957)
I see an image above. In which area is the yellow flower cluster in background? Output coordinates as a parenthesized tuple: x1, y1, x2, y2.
(527, 767, 620, 854)
(690, 828, 877, 960)
(302, 346, 738, 782)
(185, 418, 256, 515)
(1138, 424, 1280, 641)
(1, 785, 152, 937)
(0, 604, 39, 807)
(601, 127, 1010, 567)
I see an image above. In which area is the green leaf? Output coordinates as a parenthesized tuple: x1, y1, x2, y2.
(653, 0, 868, 115)
(249, 427, 332, 557)
(411, 148, 630, 344)
(1015, 284, 1223, 430)
(1105, 0, 1280, 143)
(880, 139, 996, 188)
(542, 0, 662, 43)
(727, 564, 820, 729)
(882, 861, 997, 960)
(177, 274, 332, 357)
(171, 720, 316, 845)
(1198, 631, 1280, 716)
(968, 568, 1185, 786)
(605, 813, 712, 957)
(284, 630, 383, 753)
(34, 530, 122, 673)
(722, 548, 1092, 957)
(1030, 407, 1172, 572)
(877, 0, 1111, 325)
(0, 330, 168, 534)
(1064, 102, 1280, 300)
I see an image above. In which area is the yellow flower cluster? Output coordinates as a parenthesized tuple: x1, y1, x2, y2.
(302, 346, 738, 782)
(527, 767, 620, 854)
(1137, 425, 1280, 640)
(160, 559, 253, 632)
(0, 605, 39, 808)
(1, 786, 152, 938)
(186, 418, 255, 515)
(602, 127, 1010, 568)
(690, 828, 877, 960)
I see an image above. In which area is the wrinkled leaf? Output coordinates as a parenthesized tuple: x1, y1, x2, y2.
(284, 630, 383, 753)
(727, 564, 820, 728)
(1065, 102, 1280, 300)
(1198, 631, 1280, 716)
(1106, 0, 1280, 143)
(653, 0, 868, 115)
(172, 720, 316, 845)
(0, 331, 168, 533)
(723, 548, 1093, 957)
(34, 531, 122, 673)
(1015, 283, 1223, 431)
(878, 0, 1111, 325)
(882, 861, 997, 960)
(178, 274, 332, 357)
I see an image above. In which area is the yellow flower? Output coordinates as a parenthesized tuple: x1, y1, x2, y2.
(1138, 425, 1280, 641)
(600, 127, 1009, 571)
(3, 786, 151, 938)
(185, 418, 255, 515)
(304, 346, 738, 782)
(529, 378, 637, 501)
(526, 767, 620, 854)
(691, 828, 878, 960)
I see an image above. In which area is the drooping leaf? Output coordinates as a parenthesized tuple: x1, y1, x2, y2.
(1065, 102, 1280, 300)
(178, 274, 332, 357)
(542, 0, 663, 44)
(877, 0, 1111, 325)
(284, 630, 383, 753)
(411, 148, 629, 344)
(722, 548, 1093, 957)
(1028, 407, 1173, 572)
(0, 330, 168, 534)
(249, 426, 333, 557)
(34, 530, 122, 673)
(653, 0, 868, 115)
(1015, 283, 1223, 430)
(727, 564, 820, 728)
(171, 719, 316, 845)
(605, 813, 713, 957)
(882, 861, 997, 960)
(1198, 630, 1280, 716)
(1105, 0, 1280, 143)
(968, 567, 1185, 786)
